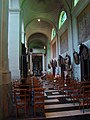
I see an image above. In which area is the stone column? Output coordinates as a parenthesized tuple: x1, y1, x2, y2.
(56, 31, 59, 75)
(30, 52, 33, 75)
(0, 0, 11, 81)
(8, 0, 20, 79)
(0, 0, 11, 119)
(42, 54, 45, 72)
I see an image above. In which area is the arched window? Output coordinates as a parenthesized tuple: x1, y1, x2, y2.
(51, 28, 56, 40)
(74, 0, 79, 6)
(58, 11, 67, 29)
(21, 21, 25, 44)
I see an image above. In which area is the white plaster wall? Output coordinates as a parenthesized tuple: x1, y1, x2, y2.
(51, 36, 59, 75)
(72, 0, 90, 81)
(8, 10, 20, 79)
(58, 19, 74, 77)
(9, 0, 19, 9)
(58, 20, 70, 58)
(57, 0, 90, 80)
(72, 17, 81, 80)
(0, 0, 2, 64)
(46, 40, 51, 71)
(0, 0, 2, 86)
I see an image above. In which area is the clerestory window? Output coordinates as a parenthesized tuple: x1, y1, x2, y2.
(51, 28, 56, 40)
(58, 11, 67, 29)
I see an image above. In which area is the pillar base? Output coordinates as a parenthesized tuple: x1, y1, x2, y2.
(0, 71, 12, 120)
(2, 71, 11, 84)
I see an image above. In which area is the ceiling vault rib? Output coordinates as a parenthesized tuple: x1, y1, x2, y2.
(19, 0, 70, 49)
(24, 17, 57, 31)
(20, 0, 25, 9)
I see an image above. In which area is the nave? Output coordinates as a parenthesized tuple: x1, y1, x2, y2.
(7, 76, 90, 120)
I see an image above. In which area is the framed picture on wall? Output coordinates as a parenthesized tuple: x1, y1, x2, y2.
(77, 4, 90, 43)
(73, 51, 80, 65)
(60, 30, 68, 54)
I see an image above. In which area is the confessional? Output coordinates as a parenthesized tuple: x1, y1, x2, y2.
(79, 44, 90, 81)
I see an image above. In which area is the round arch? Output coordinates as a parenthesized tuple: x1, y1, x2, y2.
(27, 32, 48, 50)
(58, 10, 67, 29)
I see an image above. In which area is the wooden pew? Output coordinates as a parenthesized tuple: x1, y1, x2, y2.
(33, 88, 45, 116)
(79, 85, 90, 112)
(14, 88, 31, 117)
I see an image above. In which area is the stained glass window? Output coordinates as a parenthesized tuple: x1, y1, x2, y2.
(51, 28, 56, 40)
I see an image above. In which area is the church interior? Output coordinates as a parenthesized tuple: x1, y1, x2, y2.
(0, 0, 90, 120)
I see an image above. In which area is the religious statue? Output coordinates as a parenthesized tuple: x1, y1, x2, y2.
(64, 54, 72, 79)
(50, 59, 57, 77)
(73, 49, 80, 65)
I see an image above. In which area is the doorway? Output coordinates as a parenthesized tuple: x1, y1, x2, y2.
(79, 44, 90, 81)
(81, 59, 90, 81)
(32, 55, 42, 76)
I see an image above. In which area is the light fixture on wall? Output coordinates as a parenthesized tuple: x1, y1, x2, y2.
(37, 19, 40, 22)
(44, 46, 46, 50)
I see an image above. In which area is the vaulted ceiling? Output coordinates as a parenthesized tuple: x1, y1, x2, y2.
(19, 0, 71, 49)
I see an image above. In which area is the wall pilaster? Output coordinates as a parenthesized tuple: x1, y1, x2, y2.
(0, 0, 12, 119)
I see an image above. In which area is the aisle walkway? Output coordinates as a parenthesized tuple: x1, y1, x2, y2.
(44, 89, 90, 120)
(32, 78, 90, 120)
